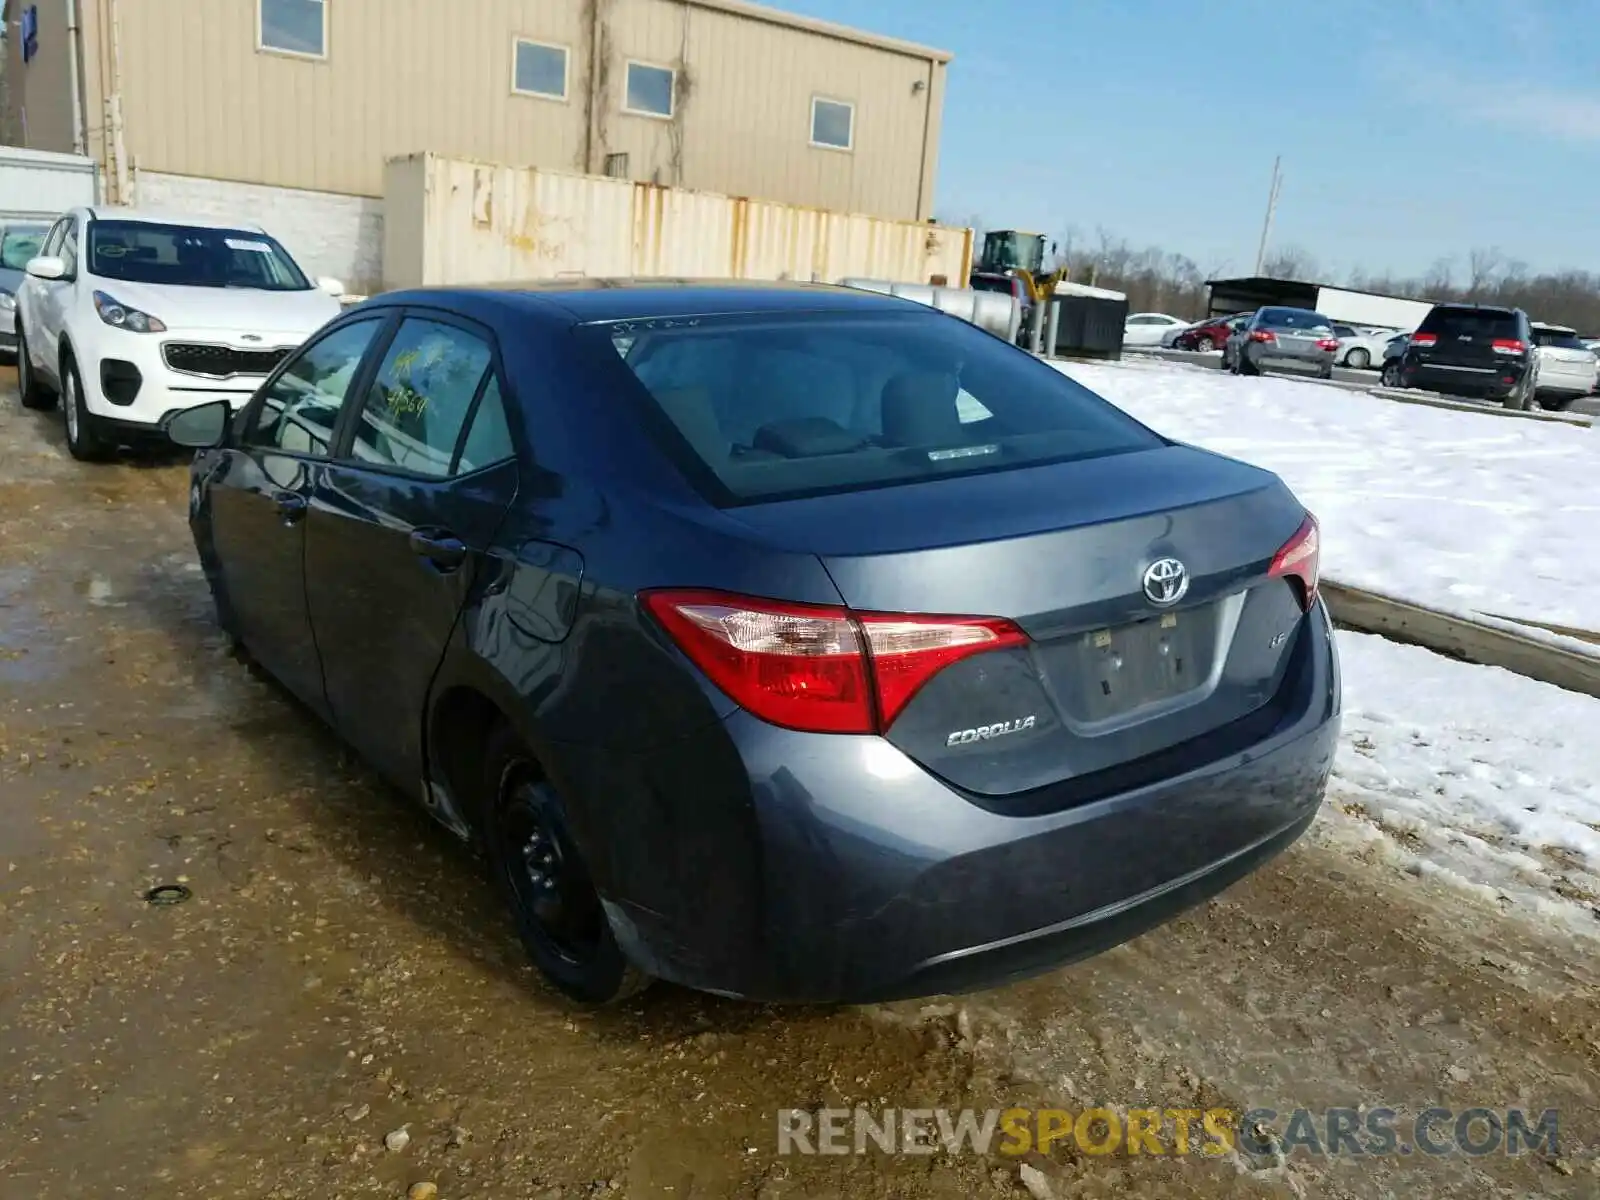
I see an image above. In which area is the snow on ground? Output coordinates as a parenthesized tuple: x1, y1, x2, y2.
(1055, 358, 1600, 637)
(1318, 630, 1600, 928)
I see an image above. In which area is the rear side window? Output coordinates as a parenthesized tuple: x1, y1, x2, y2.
(1259, 307, 1332, 332)
(601, 311, 1163, 505)
(1532, 329, 1587, 350)
(349, 318, 496, 478)
(1421, 307, 1520, 340)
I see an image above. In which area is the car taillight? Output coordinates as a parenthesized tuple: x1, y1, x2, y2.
(1491, 338, 1526, 355)
(1410, 332, 1438, 347)
(1315, 338, 1339, 352)
(1268, 514, 1321, 612)
(1249, 330, 1275, 343)
(640, 590, 1028, 734)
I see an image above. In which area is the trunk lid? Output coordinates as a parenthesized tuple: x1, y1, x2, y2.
(721, 445, 1312, 797)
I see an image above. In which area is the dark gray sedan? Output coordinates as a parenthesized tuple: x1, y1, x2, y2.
(167, 280, 1340, 1005)
(1223, 306, 1340, 380)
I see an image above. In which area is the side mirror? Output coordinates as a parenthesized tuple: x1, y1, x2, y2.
(26, 255, 66, 281)
(165, 399, 232, 449)
(316, 276, 345, 297)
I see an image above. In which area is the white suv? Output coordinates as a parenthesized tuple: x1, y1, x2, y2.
(15, 207, 344, 460)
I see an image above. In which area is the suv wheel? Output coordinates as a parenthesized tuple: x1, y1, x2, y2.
(16, 323, 55, 410)
(482, 725, 651, 1005)
(61, 355, 110, 461)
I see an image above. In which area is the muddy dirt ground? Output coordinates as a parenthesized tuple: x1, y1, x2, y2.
(2, 377, 1598, 1200)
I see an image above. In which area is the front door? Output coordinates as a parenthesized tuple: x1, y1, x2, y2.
(304, 312, 520, 791)
(206, 317, 389, 716)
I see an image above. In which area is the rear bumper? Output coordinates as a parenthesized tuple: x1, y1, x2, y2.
(574, 602, 1342, 1003)
(1245, 344, 1334, 372)
(1405, 359, 1528, 397)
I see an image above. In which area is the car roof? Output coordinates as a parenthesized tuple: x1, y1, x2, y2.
(82, 206, 268, 233)
(370, 278, 941, 324)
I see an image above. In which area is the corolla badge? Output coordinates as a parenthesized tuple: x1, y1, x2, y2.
(946, 716, 1037, 747)
(1142, 557, 1189, 607)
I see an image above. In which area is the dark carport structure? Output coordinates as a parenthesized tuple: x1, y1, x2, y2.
(1204, 276, 1322, 318)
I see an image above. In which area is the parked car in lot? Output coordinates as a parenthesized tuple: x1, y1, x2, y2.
(1122, 312, 1189, 347)
(1173, 312, 1250, 352)
(166, 280, 1340, 1005)
(1528, 322, 1598, 411)
(1395, 304, 1537, 409)
(1330, 323, 1397, 370)
(0, 219, 50, 356)
(1222, 307, 1339, 379)
(1379, 333, 1410, 385)
(14, 206, 345, 460)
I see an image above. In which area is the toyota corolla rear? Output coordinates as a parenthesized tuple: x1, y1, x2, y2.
(559, 299, 1340, 1003)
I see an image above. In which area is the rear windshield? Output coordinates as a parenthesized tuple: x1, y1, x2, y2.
(1532, 329, 1588, 350)
(1259, 307, 1333, 332)
(602, 311, 1164, 505)
(1421, 307, 1519, 340)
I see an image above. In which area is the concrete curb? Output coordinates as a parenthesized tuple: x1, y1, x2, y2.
(1363, 387, 1592, 427)
(1321, 582, 1600, 699)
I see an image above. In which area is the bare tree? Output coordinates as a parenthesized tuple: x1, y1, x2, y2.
(1466, 247, 1504, 300)
(1260, 245, 1319, 281)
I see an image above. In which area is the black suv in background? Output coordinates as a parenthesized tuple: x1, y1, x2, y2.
(1397, 304, 1538, 409)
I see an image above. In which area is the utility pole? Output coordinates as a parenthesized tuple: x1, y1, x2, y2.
(1253, 155, 1283, 276)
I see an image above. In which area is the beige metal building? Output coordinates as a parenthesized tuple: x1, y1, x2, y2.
(0, 0, 949, 291)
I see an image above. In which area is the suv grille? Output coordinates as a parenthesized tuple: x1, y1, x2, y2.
(163, 343, 291, 379)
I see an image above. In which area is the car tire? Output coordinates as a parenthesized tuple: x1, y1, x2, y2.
(1346, 348, 1370, 370)
(482, 724, 652, 1006)
(1237, 350, 1259, 376)
(1195, 336, 1215, 353)
(1381, 362, 1402, 388)
(61, 354, 110, 461)
(16, 323, 55, 410)
(1538, 393, 1575, 412)
(1318, 364, 1334, 380)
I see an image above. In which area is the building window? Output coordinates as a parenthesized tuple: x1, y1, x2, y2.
(624, 62, 675, 119)
(259, 0, 326, 59)
(811, 97, 854, 151)
(513, 39, 568, 100)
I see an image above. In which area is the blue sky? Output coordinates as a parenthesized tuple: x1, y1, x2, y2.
(779, 0, 1600, 283)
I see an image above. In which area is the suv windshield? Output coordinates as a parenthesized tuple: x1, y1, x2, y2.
(1532, 329, 1588, 350)
(87, 220, 311, 290)
(1259, 307, 1333, 332)
(602, 310, 1164, 505)
(0, 225, 48, 270)
(1422, 307, 1519, 340)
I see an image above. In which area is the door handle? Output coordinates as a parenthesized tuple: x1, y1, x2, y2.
(273, 492, 307, 526)
(409, 529, 468, 572)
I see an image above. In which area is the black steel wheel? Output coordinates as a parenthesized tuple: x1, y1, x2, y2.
(482, 726, 650, 1004)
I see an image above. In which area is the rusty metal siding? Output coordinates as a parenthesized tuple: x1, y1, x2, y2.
(384, 153, 969, 291)
(74, 0, 944, 223)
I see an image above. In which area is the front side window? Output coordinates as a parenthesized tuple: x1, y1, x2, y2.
(40, 218, 67, 257)
(349, 318, 496, 478)
(513, 39, 567, 99)
(249, 320, 381, 457)
(603, 310, 1163, 505)
(811, 97, 854, 150)
(259, 0, 326, 57)
(625, 62, 675, 118)
(87, 221, 311, 291)
(1, 224, 48, 270)
(60, 218, 80, 277)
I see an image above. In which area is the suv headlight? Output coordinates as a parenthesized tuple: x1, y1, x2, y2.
(94, 290, 167, 333)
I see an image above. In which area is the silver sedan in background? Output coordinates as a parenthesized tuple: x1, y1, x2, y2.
(1222, 307, 1339, 380)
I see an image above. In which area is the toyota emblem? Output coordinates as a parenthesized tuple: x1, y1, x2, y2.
(1142, 558, 1189, 607)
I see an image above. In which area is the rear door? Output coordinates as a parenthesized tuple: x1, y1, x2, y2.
(304, 311, 520, 793)
(206, 316, 390, 716)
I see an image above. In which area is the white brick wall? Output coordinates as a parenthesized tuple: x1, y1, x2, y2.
(130, 171, 384, 295)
